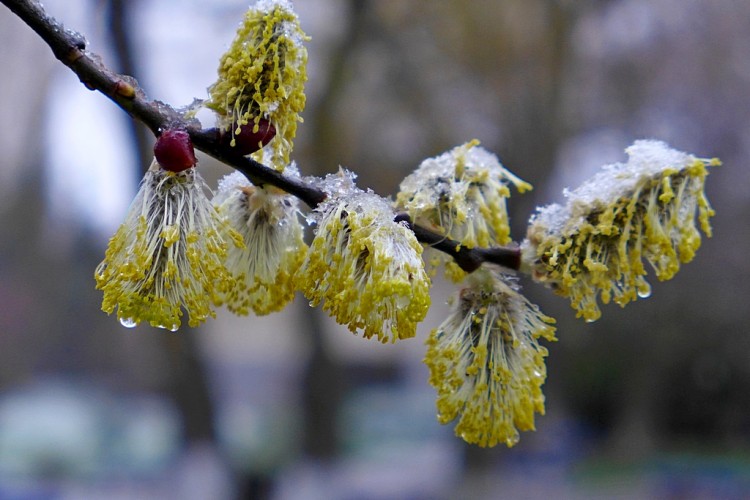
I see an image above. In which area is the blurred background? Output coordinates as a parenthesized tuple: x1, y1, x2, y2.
(1, 0, 749, 498)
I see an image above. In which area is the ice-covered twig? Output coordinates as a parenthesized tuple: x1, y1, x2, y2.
(395, 214, 521, 272)
(0, 0, 522, 272)
(0, 0, 325, 206)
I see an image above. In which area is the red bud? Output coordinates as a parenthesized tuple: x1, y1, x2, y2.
(227, 118, 277, 155)
(154, 129, 197, 172)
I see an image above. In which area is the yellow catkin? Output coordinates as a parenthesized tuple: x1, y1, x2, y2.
(95, 161, 238, 330)
(424, 270, 556, 447)
(205, 0, 308, 170)
(396, 140, 531, 282)
(212, 171, 308, 316)
(297, 191, 431, 343)
(523, 141, 718, 322)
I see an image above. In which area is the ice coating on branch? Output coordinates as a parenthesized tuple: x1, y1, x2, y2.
(523, 140, 719, 322)
(396, 140, 531, 281)
(297, 187, 431, 343)
(565, 140, 695, 206)
(216, 170, 250, 194)
(316, 168, 358, 201)
(300, 168, 359, 225)
(205, 0, 308, 171)
(212, 165, 307, 315)
(424, 269, 556, 447)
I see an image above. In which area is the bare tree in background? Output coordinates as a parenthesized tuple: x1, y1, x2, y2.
(1, 1, 748, 498)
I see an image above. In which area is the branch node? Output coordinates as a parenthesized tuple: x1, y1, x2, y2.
(65, 47, 84, 64)
(114, 79, 136, 99)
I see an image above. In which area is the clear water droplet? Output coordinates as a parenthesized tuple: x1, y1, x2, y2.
(156, 323, 179, 332)
(637, 284, 652, 299)
(119, 317, 138, 328)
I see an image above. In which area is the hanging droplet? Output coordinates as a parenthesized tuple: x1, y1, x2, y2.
(119, 317, 138, 328)
(637, 282, 652, 299)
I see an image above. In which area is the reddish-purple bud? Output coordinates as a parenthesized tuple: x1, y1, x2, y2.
(226, 118, 277, 155)
(154, 129, 197, 172)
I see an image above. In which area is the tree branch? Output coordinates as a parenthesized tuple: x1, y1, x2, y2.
(1, 0, 328, 207)
(1, 0, 521, 273)
(395, 214, 521, 273)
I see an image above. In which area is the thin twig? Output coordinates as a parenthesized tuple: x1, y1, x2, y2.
(1, 0, 522, 272)
(0, 0, 327, 207)
(395, 214, 521, 272)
